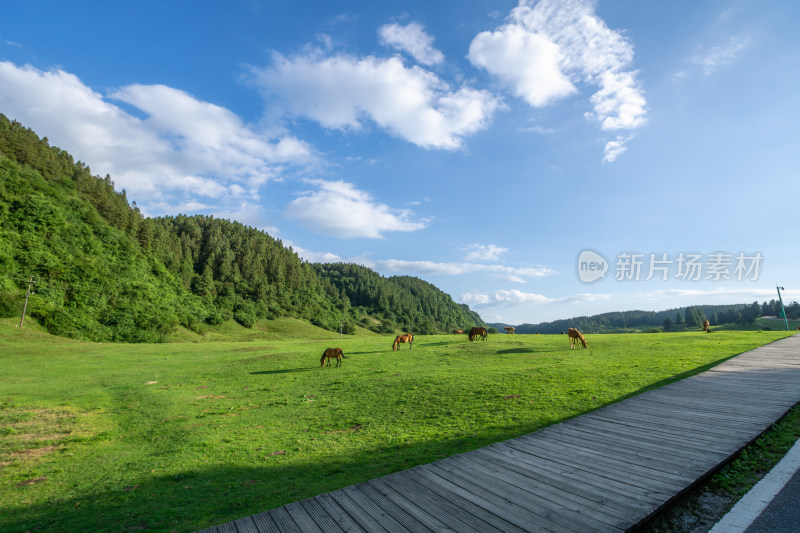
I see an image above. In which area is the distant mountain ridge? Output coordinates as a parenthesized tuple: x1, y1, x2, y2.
(491, 301, 800, 334)
(0, 114, 483, 341)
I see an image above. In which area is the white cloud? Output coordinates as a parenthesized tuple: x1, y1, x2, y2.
(469, 0, 646, 142)
(375, 259, 552, 282)
(0, 61, 312, 217)
(464, 243, 508, 262)
(602, 134, 632, 163)
(379, 22, 445, 66)
(285, 179, 429, 238)
(462, 289, 610, 306)
(469, 23, 576, 107)
(637, 287, 799, 301)
(692, 35, 751, 75)
(248, 51, 502, 150)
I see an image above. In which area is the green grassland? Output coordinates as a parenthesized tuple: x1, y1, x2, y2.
(0, 321, 794, 532)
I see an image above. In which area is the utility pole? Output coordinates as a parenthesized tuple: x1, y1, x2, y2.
(777, 285, 789, 331)
(19, 276, 35, 328)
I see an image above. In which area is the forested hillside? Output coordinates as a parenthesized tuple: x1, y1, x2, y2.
(314, 263, 484, 334)
(0, 114, 483, 341)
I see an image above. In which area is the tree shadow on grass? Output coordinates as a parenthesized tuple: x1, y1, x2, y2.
(496, 348, 556, 355)
(250, 368, 314, 375)
(2, 427, 557, 533)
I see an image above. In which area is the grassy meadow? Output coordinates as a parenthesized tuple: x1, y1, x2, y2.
(0, 319, 794, 532)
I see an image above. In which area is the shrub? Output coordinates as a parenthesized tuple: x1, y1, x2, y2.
(0, 291, 18, 318)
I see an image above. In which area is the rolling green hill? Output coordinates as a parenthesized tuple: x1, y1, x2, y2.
(0, 114, 483, 341)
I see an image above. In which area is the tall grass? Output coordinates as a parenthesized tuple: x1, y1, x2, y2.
(0, 320, 793, 532)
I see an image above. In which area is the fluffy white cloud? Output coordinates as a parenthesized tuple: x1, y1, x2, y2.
(469, 23, 576, 107)
(469, 0, 646, 137)
(248, 52, 502, 150)
(0, 61, 312, 216)
(379, 22, 445, 66)
(285, 179, 429, 238)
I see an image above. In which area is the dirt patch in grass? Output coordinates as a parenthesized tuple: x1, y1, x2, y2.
(0, 404, 95, 468)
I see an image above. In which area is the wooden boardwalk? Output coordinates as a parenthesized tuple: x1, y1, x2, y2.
(199, 334, 800, 533)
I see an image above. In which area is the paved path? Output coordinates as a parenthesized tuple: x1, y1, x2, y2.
(199, 334, 800, 533)
(709, 437, 800, 532)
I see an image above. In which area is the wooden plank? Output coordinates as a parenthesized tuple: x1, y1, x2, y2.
(469, 447, 641, 521)
(632, 391, 781, 416)
(330, 489, 394, 533)
(356, 480, 440, 533)
(416, 463, 563, 533)
(502, 437, 678, 499)
(581, 412, 743, 451)
(400, 467, 530, 533)
(461, 452, 630, 529)
(340, 485, 409, 533)
(300, 497, 348, 533)
(590, 406, 757, 439)
(480, 442, 665, 509)
(531, 429, 698, 482)
(511, 434, 692, 490)
(230, 516, 259, 533)
(598, 401, 767, 431)
(268, 505, 303, 533)
(519, 434, 686, 486)
(428, 456, 607, 533)
(315, 492, 369, 533)
(562, 413, 732, 453)
(546, 423, 724, 465)
(449, 453, 625, 532)
(281, 501, 325, 533)
(248, 510, 283, 533)
(371, 476, 481, 533)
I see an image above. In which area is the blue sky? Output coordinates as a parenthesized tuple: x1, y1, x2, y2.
(1, 1, 798, 325)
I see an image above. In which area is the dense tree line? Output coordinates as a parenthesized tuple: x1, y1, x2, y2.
(313, 263, 484, 334)
(0, 114, 482, 341)
(502, 300, 799, 335)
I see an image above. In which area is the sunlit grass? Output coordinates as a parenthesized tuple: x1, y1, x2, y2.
(0, 320, 792, 532)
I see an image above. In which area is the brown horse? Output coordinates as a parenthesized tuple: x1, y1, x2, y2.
(453, 329, 464, 334)
(567, 328, 587, 349)
(392, 333, 413, 351)
(320, 347, 348, 367)
(468, 326, 487, 342)
(702, 320, 710, 332)
(503, 326, 515, 334)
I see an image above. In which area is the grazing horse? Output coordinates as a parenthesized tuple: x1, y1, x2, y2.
(392, 333, 413, 351)
(320, 347, 348, 367)
(453, 329, 464, 334)
(567, 328, 587, 349)
(503, 326, 515, 334)
(702, 320, 710, 332)
(468, 326, 488, 342)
